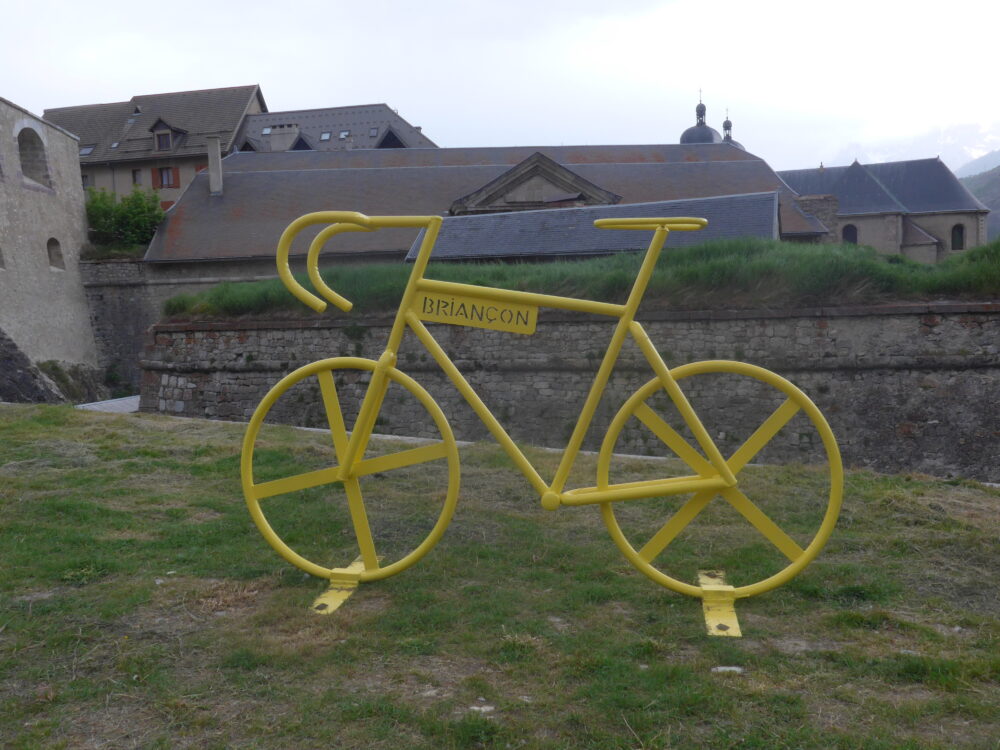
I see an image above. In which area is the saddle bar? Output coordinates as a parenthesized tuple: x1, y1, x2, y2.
(594, 217, 708, 232)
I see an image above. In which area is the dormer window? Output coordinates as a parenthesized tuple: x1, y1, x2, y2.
(156, 132, 172, 150)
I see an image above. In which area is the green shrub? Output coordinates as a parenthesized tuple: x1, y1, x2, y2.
(85, 187, 164, 251)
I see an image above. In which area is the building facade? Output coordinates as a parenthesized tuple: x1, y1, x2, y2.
(44, 85, 267, 209)
(0, 97, 98, 368)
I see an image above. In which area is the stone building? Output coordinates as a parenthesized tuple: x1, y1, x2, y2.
(43, 87, 435, 211)
(779, 159, 989, 262)
(44, 85, 268, 210)
(0, 97, 98, 378)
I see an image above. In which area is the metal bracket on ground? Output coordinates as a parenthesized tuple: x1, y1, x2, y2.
(312, 558, 367, 615)
(698, 569, 742, 637)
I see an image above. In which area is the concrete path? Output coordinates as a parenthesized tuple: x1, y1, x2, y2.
(76, 395, 140, 413)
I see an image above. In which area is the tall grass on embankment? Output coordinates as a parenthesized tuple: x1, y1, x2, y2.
(162, 238, 1000, 318)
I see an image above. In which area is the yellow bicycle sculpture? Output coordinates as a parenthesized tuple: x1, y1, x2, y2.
(240, 212, 843, 627)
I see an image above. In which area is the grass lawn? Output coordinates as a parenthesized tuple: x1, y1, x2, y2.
(1, 404, 998, 749)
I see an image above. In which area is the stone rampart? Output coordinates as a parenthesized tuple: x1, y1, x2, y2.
(139, 303, 1000, 482)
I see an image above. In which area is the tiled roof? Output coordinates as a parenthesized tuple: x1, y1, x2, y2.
(864, 159, 988, 213)
(218, 142, 760, 172)
(404, 193, 780, 261)
(778, 158, 988, 216)
(236, 104, 436, 151)
(146, 146, 812, 263)
(43, 85, 264, 164)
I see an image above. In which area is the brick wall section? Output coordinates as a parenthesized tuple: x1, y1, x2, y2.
(139, 303, 1000, 482)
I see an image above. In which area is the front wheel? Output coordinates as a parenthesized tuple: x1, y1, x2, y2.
(241, 357, 460, 581)
(598, 360, 843, 599)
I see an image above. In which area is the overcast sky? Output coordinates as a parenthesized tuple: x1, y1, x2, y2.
(5, 0, 999, 172)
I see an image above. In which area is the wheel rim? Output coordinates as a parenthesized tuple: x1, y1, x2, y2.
(598, 360, 843, 598)
(241, 357, 460, 581)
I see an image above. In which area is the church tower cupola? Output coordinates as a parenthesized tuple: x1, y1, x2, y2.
(680, 97, 722, 145)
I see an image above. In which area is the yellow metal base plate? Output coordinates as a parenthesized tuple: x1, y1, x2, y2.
(312, 559, 366, 615)
(699, 570, 742, 637)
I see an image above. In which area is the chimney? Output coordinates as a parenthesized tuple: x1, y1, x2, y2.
(207, 136, 223, 195)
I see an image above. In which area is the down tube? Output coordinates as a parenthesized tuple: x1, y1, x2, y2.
(404, 313, 549, 497)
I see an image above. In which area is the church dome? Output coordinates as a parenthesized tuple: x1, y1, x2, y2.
(680, 101, 722, 144)
(681, 124, 722, 144)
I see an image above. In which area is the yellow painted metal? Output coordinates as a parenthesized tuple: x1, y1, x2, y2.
(243, 209, 843, 613)
(597, 360, 843, 599)
(312, 558, 367, 615)
(698, 570, 742, 637)
(414, 289, 538, 335)
(241, 357, 460, 581)
(417, 278, 626, 319)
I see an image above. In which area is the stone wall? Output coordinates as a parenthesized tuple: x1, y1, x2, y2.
(79, 257, 286, 388)
(0, 98, 99, 368)
(139, 302, 1000, 482)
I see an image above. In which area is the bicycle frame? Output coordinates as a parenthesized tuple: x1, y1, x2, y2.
(275, 212, 738, 512)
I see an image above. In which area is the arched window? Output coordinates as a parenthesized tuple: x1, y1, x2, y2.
(841, 224, 858, 245)
(17, 128, 50, 187)
(951, 224, 965, 251)
(47, 238, 65, 270)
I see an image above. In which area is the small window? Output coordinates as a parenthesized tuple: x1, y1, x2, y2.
(79, 145, 95, 156)
(156, 132, 172, 150)
(81, 174, 91, 188)
(132, 169, 142, 185)
(158, 167, 175, 188)
(261, 127, 272, 135)
(111, 141, 119, 149)
(951, 224, 965, 251)
(369, 127, 379, 137)
(320, 131, 331, 141)
(339, 130, 350, 139)
(47, 238, 65, 270)
(17, 127, 50, 186)
(842, 224, 858, 245)
(0, 246, 6, 269)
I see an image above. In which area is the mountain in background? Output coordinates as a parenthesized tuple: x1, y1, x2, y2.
(830, 123, 1000, 177)
(961, 166, 1000, 242)
(955, 149, 1000, 178)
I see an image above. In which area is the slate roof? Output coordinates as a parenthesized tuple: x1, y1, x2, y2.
(43, 85, 265, 164)
(145, 145, 817, 263)
(404, 193, 780, 262)
(778, 158, 987, 216)
(237, 104, 436, 152)
(218, 142, 760, 171)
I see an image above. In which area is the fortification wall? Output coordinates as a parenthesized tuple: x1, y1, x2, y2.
(139, 302, 1000, 482)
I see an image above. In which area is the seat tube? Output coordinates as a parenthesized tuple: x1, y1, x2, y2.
(630, 322, 738, 486)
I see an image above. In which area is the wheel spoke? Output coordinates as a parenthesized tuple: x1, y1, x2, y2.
(249, 466, 342, 501)
(726, 397, 801, 473)
(720, 487, 804, 561)
(634, 403, 715, 477)
(353, 441, 450, 478)
(638, 489, 716, 562)
(344, 477, 379, 570)
(318, 370, 350, 460)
